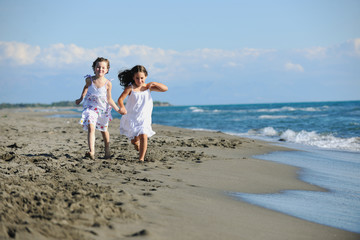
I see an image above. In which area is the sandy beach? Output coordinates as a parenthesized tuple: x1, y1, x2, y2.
(0, 109, 358, 240)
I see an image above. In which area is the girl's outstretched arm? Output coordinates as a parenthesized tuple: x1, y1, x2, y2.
(106, 81, 120, 112)
(75, 77, 92, 105)
(117, 86, 132, 115)
(147, 82, 168, 92)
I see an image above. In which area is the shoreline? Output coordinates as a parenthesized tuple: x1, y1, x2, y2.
(0, 109, 359, 239)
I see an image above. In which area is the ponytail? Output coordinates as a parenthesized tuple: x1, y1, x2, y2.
(118, 65, 148, 88)
(118, 69, 134, 87)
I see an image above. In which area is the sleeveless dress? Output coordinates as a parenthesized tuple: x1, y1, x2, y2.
(79, 75, 112, 132)
(120, 86, 155, 140)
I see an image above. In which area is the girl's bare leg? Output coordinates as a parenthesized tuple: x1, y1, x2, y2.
(101, 130, 111, 158)
(139, 134, 148, 161)
(131, 136, 140, 151)
(87, 124, 95, 159)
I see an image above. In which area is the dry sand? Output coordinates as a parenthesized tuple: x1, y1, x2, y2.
(0, 109, 359, 240)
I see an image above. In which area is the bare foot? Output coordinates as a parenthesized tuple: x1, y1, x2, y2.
(85, 152, 95, 160)
(104, 149, 111, 159)
(131, 139, 140, 151)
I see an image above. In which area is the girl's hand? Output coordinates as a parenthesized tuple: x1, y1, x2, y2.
(119, 107, 127, 115)
(146, 82, 154, 90)
(75, 98, 82, 105)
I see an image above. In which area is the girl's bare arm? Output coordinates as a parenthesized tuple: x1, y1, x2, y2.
(75, 77, 92, 105)
(147, 82, 168, 92)
(117, 86, 132, 115)
(106, 81, 120, 112)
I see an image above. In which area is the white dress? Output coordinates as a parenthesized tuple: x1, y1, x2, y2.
(120, 87, 155, 140)
(79, 75, 112, 132)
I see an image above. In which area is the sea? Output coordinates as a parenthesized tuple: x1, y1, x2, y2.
(55, 100, 360, 233)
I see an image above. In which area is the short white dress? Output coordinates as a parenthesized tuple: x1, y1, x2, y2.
(120, 86, 155, 140)
(79, 75, 112, 132)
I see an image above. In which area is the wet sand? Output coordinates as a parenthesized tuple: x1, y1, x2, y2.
(0, 109, 358, 240)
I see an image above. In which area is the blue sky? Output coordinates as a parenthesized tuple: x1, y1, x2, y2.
(0, 0, 359, 105)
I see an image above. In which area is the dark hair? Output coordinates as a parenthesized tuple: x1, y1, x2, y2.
(92, 57, 110, 74)
(118, 65, 148, 88)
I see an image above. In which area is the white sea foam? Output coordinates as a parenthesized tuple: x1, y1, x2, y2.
(247, 127, 360, 152)
(255, 106, 324, 113)
(188, 107, 242, 114)
(188, 106, 321, 114)
(189, 106, 204, 113)
(246, 127, 278, 137)
(259, 115, 292, 119)
(280, 130, 360, 152)
(261, 127, 278, 136)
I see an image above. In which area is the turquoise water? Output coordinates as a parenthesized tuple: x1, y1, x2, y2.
(150, 100, 360, 233)
(148, 100, 360, 152)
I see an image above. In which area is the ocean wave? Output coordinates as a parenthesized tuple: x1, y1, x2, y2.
(188, 107, 225, 113)
(247, 127, 360, 152)
(280, 130, 360, 152)
(259, 115, 294, 119)
(255, 106, 326, 113)
(189, 107, 205, 113)
(187, 105, 325, 114)
(247, 127, 278, 137)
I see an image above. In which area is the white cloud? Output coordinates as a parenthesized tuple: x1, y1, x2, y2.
(1, 40, 359, 79)
(284, 62, 304, 72)
(300, 47, 327, 59)
(352, 38, 360, 56)
(297, 38, 360, 59)
(0, 41, 41, 65)
(41, 43, 95, 66)
(324, 39, 360, 58)
(241, 48, 276, 57)
(0, 42, 278, 72)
